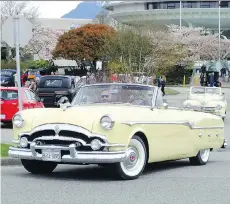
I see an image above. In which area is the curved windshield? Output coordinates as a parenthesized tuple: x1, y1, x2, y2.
(191, 87, 221, 95)
(191, 87, 205, 94)
(72, 84, 155, 106)
(206, 88, 221, 95)
(0, 70, 14, 76)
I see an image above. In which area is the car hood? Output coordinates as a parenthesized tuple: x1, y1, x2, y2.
(29, 105, 149, 131)
(188, 94, 223, 102)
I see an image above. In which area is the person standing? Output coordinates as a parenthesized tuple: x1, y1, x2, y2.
(157, 76, 161, 88)
(29, 78, 37, 92)
(13, 73, 18, 87)
(161, 76, 166, 96)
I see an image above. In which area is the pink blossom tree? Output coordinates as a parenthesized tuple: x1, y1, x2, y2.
(167, 25, 230, 62)
(23, 27, 64, 60)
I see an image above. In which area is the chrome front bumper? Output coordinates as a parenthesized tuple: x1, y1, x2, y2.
(222, 139, 228, 148)
(8, 143, 127, 164)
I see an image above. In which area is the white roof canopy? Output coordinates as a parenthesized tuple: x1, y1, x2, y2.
(52, 59, 77, 67)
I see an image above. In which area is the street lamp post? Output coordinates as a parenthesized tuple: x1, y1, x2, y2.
(180, 1, 182, 30)
(218, 1, 221, 61)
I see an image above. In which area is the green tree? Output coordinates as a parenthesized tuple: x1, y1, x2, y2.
(105, 25, 153, 74)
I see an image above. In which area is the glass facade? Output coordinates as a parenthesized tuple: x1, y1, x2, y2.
(146, 1, 230, 9)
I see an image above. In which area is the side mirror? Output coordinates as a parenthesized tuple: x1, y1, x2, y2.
(57, 97, 70, 107)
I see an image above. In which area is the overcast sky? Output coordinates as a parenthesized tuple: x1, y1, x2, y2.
(30, 1, 82, 18)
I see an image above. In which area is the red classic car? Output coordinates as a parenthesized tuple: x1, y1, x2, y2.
(0, 87, 44, 124)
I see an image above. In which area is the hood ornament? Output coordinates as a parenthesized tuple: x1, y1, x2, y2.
(54, 125, 60, 137)
(60, 102, 72, 111)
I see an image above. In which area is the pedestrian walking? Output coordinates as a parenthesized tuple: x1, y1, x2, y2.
(210, 73, 214, 87)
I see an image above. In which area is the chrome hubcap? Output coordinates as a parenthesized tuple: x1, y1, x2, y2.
(200, 149, 210, 162)
(123, 148, 139, 170)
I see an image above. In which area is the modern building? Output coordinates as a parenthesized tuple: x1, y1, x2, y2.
(36, 18, 93, 30)
(105, 1, 230, 38)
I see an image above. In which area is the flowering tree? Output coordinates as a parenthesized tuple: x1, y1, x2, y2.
(144, 29, 185, 75)
(23, 28, 64, 60)
(167, 25, 230, 62)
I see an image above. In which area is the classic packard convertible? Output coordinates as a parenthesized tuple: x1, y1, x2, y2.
(183, 86, 227, 121)
(9, 83, 226, 180)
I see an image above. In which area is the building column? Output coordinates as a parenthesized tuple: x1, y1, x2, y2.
(185, 20, 193, 28)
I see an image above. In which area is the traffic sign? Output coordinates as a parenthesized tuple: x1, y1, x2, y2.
(2, 15, 33, 111)
(2, 15, 33, 48)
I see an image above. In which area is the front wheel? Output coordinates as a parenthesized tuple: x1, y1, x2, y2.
(21, 159, 58, 174)
(189, 149, 210, 165)
(114, 136, 147, 180)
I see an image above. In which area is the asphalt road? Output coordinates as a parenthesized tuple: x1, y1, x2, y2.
(1, 87, 230, 204)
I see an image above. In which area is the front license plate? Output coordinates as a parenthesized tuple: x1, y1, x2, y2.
(42, 150, 61, 162)
(0, 114, 5, 119)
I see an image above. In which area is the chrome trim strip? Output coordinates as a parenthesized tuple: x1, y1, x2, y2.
(31, 136, 125, 148)
(121, 121, 224, 129)
(8, 146, 127, 164)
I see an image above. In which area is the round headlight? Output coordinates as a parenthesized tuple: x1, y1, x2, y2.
(185, 103, 191, 109)
(20, 137, 28, 148)
(100, 115, 114, 130)
(90, 139, 102, 150)
(13, 114, 24, 128)
(216, 104, 222, 110)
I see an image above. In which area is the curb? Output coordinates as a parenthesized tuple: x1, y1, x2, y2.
(168, 85, 230, 88)
(166, 92, 180, 95)
(1, 158, 22, 166)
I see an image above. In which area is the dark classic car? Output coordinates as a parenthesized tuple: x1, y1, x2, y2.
(37, 75, 78, 107)
(0, 69, 16, 87)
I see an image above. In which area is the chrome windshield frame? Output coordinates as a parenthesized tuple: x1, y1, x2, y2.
(190, 86, 221, 95)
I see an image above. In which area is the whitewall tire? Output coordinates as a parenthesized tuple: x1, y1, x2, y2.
(21, 159, 58, 174)
(189, 149, 210, 165)
(114, 135, 147, 180)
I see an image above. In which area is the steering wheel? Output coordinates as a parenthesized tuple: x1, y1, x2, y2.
(128, 98, 146, 105)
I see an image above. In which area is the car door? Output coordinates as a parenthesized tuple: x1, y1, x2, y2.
(0, 89, 19, 121)
(150, 88, 190, 160)
(24, 89, 35, 108)
(28, 90, 44, 108)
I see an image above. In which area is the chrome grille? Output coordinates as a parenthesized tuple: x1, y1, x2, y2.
(28, 130, 91, 142)
(202, 107, 215, 113)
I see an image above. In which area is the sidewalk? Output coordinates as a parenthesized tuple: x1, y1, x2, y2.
(168, 81, 230, 88)
(221, 81, 230, 88)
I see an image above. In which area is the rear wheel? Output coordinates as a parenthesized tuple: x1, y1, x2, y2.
(114, 136, 147, 180)
(189, 149, 210, 165)
(21, 159, 58, 174)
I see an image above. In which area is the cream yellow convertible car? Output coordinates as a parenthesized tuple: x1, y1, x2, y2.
(8, 83, 226, 180)
(183, 86, 227, 121)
